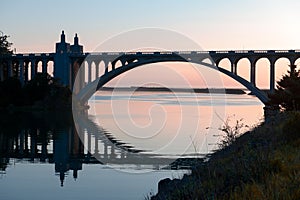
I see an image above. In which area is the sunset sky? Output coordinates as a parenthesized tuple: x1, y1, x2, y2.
(1, 0, 300, 88)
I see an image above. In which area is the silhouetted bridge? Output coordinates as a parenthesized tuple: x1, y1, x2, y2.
(1, 31, 300, 104)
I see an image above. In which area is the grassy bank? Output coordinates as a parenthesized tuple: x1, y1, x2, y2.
(151, 112, 300, 200)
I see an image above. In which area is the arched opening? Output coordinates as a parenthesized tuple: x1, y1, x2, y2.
(217, 58, 243, 88)
(91, 62, 96, 81)
(98, 61, 105, 77)
(218, 58, 231, 72)
(275, 57, 290, 84)
(294, 57, 300, 70)
(27, 62, 32, 80)
(83, 61, 89, 83)
(107, 62, 112, 72)
(47, 61, 54, 77)
(201, 58, 213, 65)
(255, 58, 270, 89)
(115, 60, 122, 69)
(37, 61, 43, 73)
(236, 58, 251, 82)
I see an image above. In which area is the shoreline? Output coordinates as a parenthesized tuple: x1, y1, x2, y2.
(100, 87, 246, 94)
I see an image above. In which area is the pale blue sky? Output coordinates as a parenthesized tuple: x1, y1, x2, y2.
(1, 0, 300, 53)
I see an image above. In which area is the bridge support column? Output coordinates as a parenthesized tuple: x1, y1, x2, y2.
(19, 130, 25, 155)
(41, 137, 48, 162)
(8, 60, 13, 77)
(231, 62, 237, 74)
(110, 145, 115, 159)
(88, 61, 92, 83)
(24, 130, 29, 153)
(30, 130, 37, 160)
(24, 61, 29, 83)
(95, 62, 99, 78)
(94, 134, 99, 155)
(42, 59, 47, 74)
(112, 62, 115, 70)
(250, 61, 256, 86)
(87, 131, 91, 155)
(104, 142, 108, 160)
(270, 60, 275, 92)
(105, 61, 109, 74)
(19, 59, 24, 85)
(80, 62, 85, 90)
(31, 60, 36, 79)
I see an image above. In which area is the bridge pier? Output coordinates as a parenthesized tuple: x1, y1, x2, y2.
(42, 57, 48, 74)
(270, 60, 276, 92)
(19, 130, 25, 155)
(94, 134, 99, 155)
(104, 142, 108, 160)
(30, 130, 37, 160)
(88, 61, 92, 83)
(87, 130, 91, 155)
(24, 61, 29, 82)
(231, 62, 237, 74)
(31, 59, 36, 79)
(250, 60, 256, 86)
(104, 60, 109, 74)
(95, 61, 99, 78)
(19, 59, 24, 85)
(7, 60, 13, 77)
(110, 145, 116, 159)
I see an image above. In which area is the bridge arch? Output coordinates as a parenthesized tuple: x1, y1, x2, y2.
(275, 57, 291, 82)
(74, 58, 268, 104)
(114, 60, 122, 69)
(294, 57, 300, 70)
(98, 60, 106, 77)
(47, 60, 54, 77)
(200, 58, 214, 65)
(255, 57, 270, 89)
(236, 57, 251, 83)
(217, 58, 231, 72)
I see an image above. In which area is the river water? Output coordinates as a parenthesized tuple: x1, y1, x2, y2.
(0, 91, 263, 200)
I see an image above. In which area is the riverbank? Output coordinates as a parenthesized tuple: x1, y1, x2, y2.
(151, 111, 300, 199)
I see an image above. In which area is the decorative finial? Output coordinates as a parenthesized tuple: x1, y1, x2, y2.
(61, 30, 66, 43)
(74, 33, 79, 45)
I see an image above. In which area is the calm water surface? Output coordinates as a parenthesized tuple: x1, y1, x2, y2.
(0, 91, 263, 200)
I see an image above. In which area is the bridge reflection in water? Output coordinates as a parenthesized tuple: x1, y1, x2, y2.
(0, 112, 198, 187)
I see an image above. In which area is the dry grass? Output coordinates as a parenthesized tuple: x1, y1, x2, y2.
(151, 112, 300, 200)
